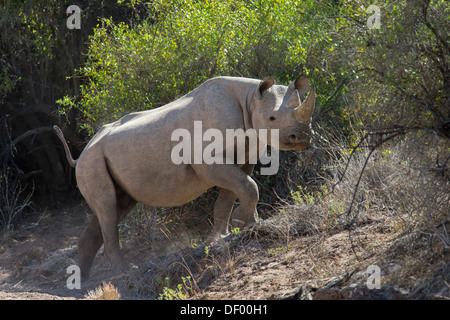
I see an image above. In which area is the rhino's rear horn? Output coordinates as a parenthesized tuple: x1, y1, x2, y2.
(293, 85, 315, 124)
(258, 77, 275, 98)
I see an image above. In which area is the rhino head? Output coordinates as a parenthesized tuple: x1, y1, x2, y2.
(251, 75, 315, 151)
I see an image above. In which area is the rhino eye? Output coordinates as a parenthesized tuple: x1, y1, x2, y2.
(269, 116, 276, 121)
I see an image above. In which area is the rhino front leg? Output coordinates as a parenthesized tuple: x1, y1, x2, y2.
(230, 164, 257, 230)
(194, 164, 258, 236)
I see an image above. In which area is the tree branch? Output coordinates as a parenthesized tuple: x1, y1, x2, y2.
(0, 126, 54, 159)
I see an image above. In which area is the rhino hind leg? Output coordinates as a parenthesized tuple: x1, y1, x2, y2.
(211, 188, 236, 239)
(76, 159, 128, 279)
(78, 215, 103, 280)
(78, 193, 135, 280)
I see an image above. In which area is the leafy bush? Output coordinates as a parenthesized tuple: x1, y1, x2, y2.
(59, 0, 347, 134)
(336, 0, 448, 132)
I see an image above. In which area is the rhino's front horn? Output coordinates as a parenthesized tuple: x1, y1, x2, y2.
(293, 85, 315, 123)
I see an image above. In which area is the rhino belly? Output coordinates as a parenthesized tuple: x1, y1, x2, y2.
(108, 160, 211, 207)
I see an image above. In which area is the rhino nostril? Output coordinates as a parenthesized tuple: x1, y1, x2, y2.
(288, 134, 297, 142)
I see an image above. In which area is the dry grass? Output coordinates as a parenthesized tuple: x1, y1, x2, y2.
(85, 282, 121, 300)
(335, 135, 449, 245)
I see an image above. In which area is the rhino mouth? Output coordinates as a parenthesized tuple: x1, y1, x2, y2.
(278, 140, 310, 151)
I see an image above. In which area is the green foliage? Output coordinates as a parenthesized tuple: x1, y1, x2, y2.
(267, 244, 291, 256)
(230, 227, 242, 235)
(204, 245, 210, 259)
(291, 185, 315, 206)
(157, 275, 191, 300)
(59, 0, 345, 133)
(66, 0, 449, 138)
(332, 0, 448, 130)
(0, 65, 17, 103)
(0, 0, 78, 102)
(291, 185, 331, 206)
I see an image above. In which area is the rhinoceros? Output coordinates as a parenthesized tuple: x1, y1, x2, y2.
(54, 75, 315, 279)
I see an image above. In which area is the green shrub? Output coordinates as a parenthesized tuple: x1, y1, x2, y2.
(58, 0, 345, 134)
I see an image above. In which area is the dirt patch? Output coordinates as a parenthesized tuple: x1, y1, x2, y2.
(0, 203, 85, 299)
(0, 202, 448, 300)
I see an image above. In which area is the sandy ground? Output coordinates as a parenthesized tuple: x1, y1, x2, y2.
(0, 202, 448, 300)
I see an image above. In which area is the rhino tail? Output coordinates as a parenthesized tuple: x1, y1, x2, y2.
(53, 125, 78, 168)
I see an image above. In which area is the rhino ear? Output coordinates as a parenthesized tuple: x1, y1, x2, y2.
(258, 77, 275, 98)
(288, 75, 311, 100)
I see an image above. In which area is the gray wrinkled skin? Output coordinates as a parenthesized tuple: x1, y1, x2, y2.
(54, 75, 315, 279)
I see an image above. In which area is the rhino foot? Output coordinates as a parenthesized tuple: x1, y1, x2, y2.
(113, 255, 129, 273)
(231, 218, 247, 229)
(230, 206, 258, 229)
